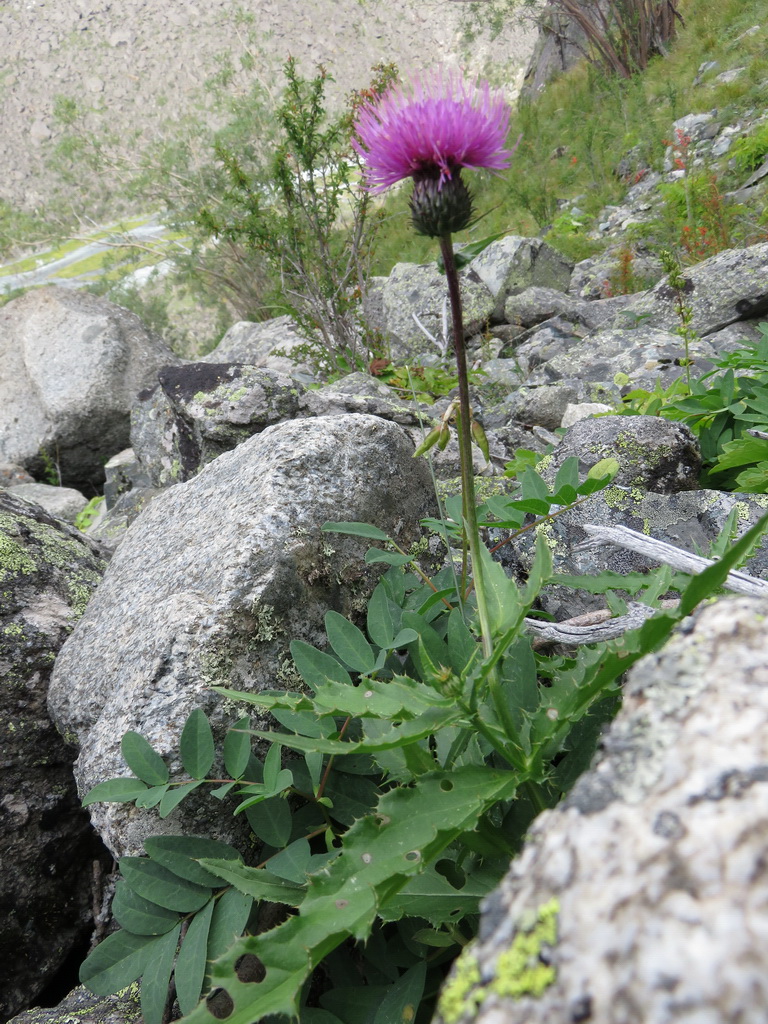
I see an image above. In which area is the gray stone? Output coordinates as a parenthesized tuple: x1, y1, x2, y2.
(7, 985, 141, 1024)
(545, 416, 701, 493)
(525, 324, 721, 391)
(8, 483, 89, 523)
(0, 463, 35, 488)
(509, 317, 587, 377)
(48, 415, 435, 858)
(201, 316, 314, 378)
(381, 262, 495, 360)
(0, 490, 108, 1022)
(560, 403, 613, 428)
(502, 287, 590, 330)
(0, 287, 179, 492)
(469, 237, 573, 320)
(613, 242, 768, 338)
(131, 363, 306, 487)
(440, 595, 768, 1024)
(495, 487, 768, 621)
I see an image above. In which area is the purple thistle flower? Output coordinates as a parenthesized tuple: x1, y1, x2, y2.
(352, 68, 513, 194)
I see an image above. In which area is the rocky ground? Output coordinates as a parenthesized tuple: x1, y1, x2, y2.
(0, 0, 537, 217)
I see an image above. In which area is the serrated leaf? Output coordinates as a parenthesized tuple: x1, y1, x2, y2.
(181, 767, 518, 1024)
(323, 521, 390, 541)
(82, 777, 149, 807)
(144, 835, 241, 887)
(196, 859, 306, 906)
(372, 962, 426, 1024)
(291, 640, 353, 691)
(245, 794, 292, 847)
(326, 610, 376, 673)
(140, 923, 180, 1024)
(120, 732, 169, 786)
(158, 780, 202, 818)
(180, 709, 215, 780)
(119, 857, 213, 912)
(79, 929, 160, 996)
(224, 716, 252, 779)
(111, 881, 181, 936)
(175, 898, 215, 1015)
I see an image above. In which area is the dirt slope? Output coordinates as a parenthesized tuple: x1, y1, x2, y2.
(0, 0, 537, 214)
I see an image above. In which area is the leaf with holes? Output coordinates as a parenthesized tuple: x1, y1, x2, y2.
(180, 767, 518, 1024)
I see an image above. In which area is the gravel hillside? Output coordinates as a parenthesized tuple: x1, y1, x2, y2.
(0, 0, 537, 214)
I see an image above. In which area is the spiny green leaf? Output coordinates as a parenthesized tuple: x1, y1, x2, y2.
(224, 717, 252, 779)
(325, 610, 376, 673)
(119, 857, 213, 912)
(82, 777, 149, 807)
(144, 835, 241, 888)
(140, 923, 180, 1024)
(196, 859, 306, 906)
(120, 732, 169, 786)
(111, 881, 181, 936)
(180, 709, 215, 780)
(175, 898, 215, 1015)
(180, 767, 518, 1024)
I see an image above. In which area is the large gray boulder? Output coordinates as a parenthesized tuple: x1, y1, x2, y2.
(436, 595, 768, 1024)
(0, 491, 108, 1022)
(48, 415, 435, 858)
(201, 315, 313, 377)
(0, 287, 179, 491)
(469, 236, 573, 321)
(380, 262, 495, 359)
(613, 242, 768, 337)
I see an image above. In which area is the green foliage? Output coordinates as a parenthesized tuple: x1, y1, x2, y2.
(74, 496, 104, 532)
(78, 453, 768, 1022)
(620, 324, 768, 489)
(731, 121, 768, 174)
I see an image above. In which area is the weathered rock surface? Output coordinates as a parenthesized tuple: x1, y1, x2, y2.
(0, 491, 108, 1022)
(470, 236, 574, 320)
(436, 596, 768, 1024)
(496, 487, 768, 620)
(48, 415, 435, 858)
(6, 985, 141, 1024)
(0, 287, 179, 492)
(201, 316, 314, 377)
(7, 483, 89, 523)
(542, 415, 702, 493)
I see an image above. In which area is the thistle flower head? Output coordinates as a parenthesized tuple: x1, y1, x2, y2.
(352, 68, 513, 194)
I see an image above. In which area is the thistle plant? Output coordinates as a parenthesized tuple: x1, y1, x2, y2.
(353, 68, 514, 659)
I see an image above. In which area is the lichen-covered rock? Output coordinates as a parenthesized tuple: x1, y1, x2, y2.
(48, 415, 435, 858)
(0, 490, 108, 1021)
(544, 415, 701, 493)
(131, 363, 306, 487)
(435, 596, 768, 1024)
(0, 286, 179, 491)
(6, 984, 142, 1024)
(469, 236, 573, 319)
(7, 482, 89, 523)
(381, 261, 495, 359)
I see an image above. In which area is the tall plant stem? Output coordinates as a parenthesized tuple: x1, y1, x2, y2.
(439, 233, 494, 662)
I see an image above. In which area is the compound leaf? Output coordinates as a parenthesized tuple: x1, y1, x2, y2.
(79, 929, 161, 996)
(325, 610, 376, 673)
(144, 835, 241, 888)
(82, 777, 149, 807)
(111, 880, 181, 936)
(224, 717, 252, 779)
(140, 923, 181, 1024)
